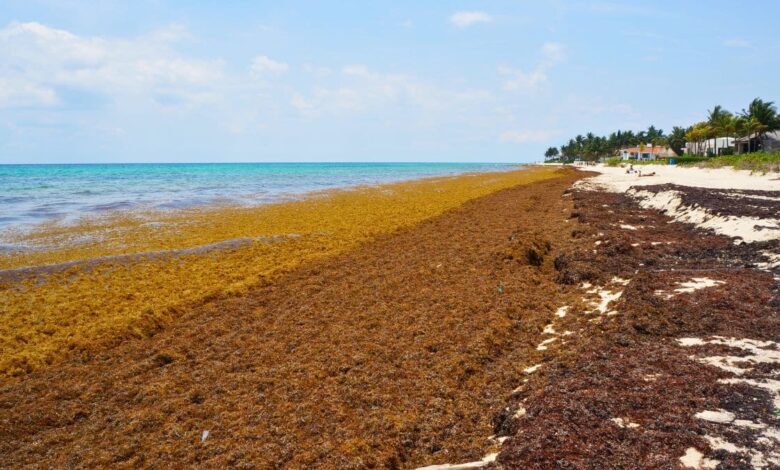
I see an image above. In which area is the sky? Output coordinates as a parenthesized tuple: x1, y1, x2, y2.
(1, 1, 779, 164)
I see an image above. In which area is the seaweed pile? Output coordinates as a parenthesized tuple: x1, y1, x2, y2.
(0, 169, 587, 468)
(487, 184, 780, 469)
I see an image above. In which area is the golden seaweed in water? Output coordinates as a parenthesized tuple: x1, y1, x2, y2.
(0, 167, 561, 376)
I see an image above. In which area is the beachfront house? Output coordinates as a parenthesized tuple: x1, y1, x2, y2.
(685, 137, 735, 156)
(734, 131, 780, 154)
(619, 145, 675, 161)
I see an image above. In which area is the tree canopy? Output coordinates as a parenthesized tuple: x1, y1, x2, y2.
(551, 97, 777, 161)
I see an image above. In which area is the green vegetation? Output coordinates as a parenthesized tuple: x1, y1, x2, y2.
(544, 146, 559, 160)
(605, 156, 706, 166)
(546, 126, 669, 163)
(545, 97, 779, 167)
(684, 151, 780, 173)
(686, 99, 778, 156)
(605, 152, 779, 173)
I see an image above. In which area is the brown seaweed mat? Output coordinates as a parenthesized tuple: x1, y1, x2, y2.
(489, 186, 779, 469)
(0, 169, 590, 468)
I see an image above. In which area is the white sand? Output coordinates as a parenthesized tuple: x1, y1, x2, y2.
(586, 287, 622, 315)
(680, 447, 719, 469)
(610, 417, 640, 428)
(523, 364, 542, 374)
(674, 278, 725, 294)
(655, 277, 725, 299)
(574, 164, 780, 244)
(576, 164, 780, 192)
(416, 453, 497, 470)
(695, 409, 735, 423)
(678, 336, 780, 378)
(629, 187, 779, 243)
(536, 337, 557, 351)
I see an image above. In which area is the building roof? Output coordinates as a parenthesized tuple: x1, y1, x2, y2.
(735, 130, 780, 143)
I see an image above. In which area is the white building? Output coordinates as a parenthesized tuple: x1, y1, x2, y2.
(620, 145, 675, 161)
(685, 137, 734, 156)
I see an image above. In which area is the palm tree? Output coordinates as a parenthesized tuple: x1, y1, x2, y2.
(741, 98, 778, 150)
(684, 127, 697, 155)
(624, 130, 636, 147)
(668, 126, 687, 156)
(685, 122, 709, 156)
(743, 117, 768, 152)
(646, 125, 664, 144)
(707, 105, 733, 156)
(721, 115, 739, 154)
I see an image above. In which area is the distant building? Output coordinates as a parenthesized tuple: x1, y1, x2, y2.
(620, 145, 675, 161)
(685, 137, 734, 156)
(734, 131, 780, 154)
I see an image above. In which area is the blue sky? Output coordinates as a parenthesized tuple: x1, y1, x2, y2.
(1, 1, 778, 163)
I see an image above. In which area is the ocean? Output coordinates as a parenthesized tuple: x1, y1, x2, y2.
(0, 162, 516, 229)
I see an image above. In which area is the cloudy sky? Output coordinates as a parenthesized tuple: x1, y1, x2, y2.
(1, 1, 779, 163)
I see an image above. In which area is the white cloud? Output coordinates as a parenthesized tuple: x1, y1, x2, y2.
(500, 42, 566, 92)
(499, 66, 548, 92)
(449, 11, 492, 28)
(0, 21, 224, 108)
(586, 2, 656, 16)
(500, 129, 556, 143)
(723, 38, 751, 48)
(0, 76, 58, 107)
(289, 64, 493, 118)
(302, 64, 333, 78)
(342, 64, 372, 78)
(541, 42, 566, 66)
(250, 55, 289, 76)
(290, 93, 314, 112)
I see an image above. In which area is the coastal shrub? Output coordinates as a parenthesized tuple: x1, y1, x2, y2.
(681, 151, 780, 173)
(671, 156, 707, 164)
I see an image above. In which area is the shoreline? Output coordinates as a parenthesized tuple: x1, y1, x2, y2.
(0, 162, 522, 235)
(0, 166, 562, 378)
(0, 164, 525, 262)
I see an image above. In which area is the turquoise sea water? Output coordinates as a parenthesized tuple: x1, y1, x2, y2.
(0, 162, 516, 229)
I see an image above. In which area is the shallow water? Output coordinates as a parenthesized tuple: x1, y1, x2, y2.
(0, 162, 516, 229)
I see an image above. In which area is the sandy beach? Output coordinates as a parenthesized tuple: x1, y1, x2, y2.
(1, 164, 778, 468)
